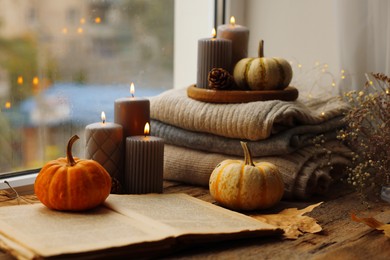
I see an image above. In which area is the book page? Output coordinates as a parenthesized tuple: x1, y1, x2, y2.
(105, 193, 280, 236)
(0, 194, 281, 259)
(0, 203, 172, 259)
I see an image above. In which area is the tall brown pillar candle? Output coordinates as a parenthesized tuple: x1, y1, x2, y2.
(114, 83, 150, 138)
(196, 29, 232, 89)
(217, 16, 249, 69)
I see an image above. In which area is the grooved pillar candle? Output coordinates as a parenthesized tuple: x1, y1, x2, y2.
(125, 123, 164, 194)
(196, 29, 232, 88)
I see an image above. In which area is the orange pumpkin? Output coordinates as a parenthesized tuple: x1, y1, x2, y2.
(209, 141, 284, 211)
(34, 135, 112, 211)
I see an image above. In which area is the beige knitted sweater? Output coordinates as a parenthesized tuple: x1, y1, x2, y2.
(150, 88, 350, 141)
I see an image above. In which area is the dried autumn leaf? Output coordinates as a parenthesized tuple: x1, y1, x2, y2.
(251, 202, 323, 239)
(351, 213, 390, 238)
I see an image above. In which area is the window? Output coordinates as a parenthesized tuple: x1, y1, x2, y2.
(0, 0, 175, 175)
(7, 0, 368, 180)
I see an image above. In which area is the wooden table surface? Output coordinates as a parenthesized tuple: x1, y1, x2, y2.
(1, 180, 389, 259)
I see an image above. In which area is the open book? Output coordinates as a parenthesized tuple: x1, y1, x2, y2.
(0, 193, 282, 259)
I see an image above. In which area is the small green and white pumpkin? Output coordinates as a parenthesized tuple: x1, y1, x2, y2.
(233, 40, 293, 91)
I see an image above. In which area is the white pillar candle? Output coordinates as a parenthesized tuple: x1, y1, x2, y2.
(125, 123, 164, 194)
(85, 112, 123, 183)
(197, 28, 232, 89)
(114, 83, 150, 138)
(217, 16, 249, 69)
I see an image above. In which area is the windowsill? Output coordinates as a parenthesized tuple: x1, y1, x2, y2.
(0, 173, 37, 195)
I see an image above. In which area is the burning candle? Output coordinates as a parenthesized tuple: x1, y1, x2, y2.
(114, 83, 150, 138)
(125, 122, 164, 194)
(197, 28, 232, 88)
(85, 111, 123, 184)
(217, 16, 249, 68)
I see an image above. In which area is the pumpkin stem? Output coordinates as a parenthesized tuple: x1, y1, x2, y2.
(240, 141, 255, 166)
(67, 135, 79, 166)
(258, 40, 264, 58)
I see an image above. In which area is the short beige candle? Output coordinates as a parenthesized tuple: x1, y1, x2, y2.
(197, 29, 232, 88)
(125, 123, 164, 194)
(85, 112, 123, 183)
(217, 16, 249, 69)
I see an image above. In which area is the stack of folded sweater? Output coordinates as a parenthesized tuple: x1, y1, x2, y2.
(150, 88, 352, 200)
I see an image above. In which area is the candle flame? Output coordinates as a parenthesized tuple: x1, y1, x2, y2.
(211, 28, 216, 38)
(130, 82, 135, 97)
(101, 111, 106, 124)
(144, 122, 150, 135)
(230, 16, 236, 26)
(5, 101, 11, 109)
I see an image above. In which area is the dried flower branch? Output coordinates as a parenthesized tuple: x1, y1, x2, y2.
(338, 73, 390, 199)
(0, 181, 34, 204)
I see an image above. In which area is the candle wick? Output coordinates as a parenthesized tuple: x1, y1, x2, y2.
(131, 93, 134, 98)
(102, 119, 106, 124)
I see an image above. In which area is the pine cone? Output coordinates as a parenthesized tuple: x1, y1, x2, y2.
(208, 68, 233, 90)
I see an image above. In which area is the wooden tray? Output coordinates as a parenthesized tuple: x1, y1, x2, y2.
(187, 85, 299, 103)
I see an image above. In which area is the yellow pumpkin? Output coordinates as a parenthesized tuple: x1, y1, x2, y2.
(233, 40, 293, 91)
(34, 135, 112, 211)
(209, 142, 284, 211)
